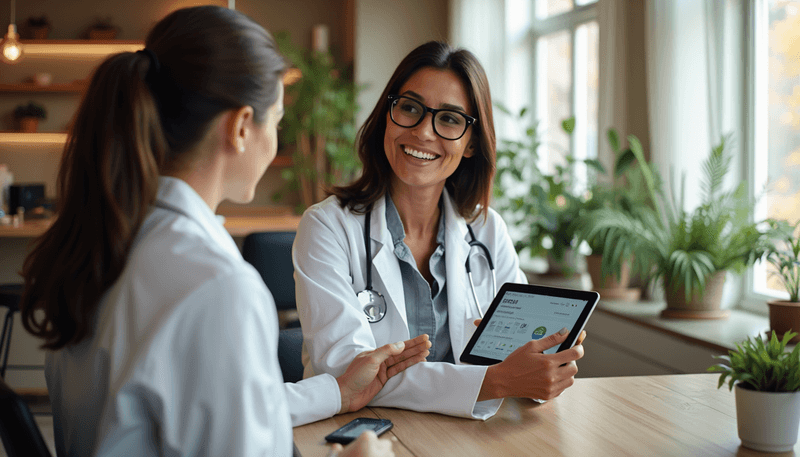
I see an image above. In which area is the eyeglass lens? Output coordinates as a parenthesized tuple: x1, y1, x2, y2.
(390, 97, 470, 140)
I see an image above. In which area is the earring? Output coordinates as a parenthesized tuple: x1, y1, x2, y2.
(238, 144, 245, 153)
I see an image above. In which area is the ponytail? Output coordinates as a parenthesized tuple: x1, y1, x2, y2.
(20, 52, 168, 349)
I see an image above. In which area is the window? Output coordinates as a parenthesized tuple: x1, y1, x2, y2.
(505, 0, 598, 189)
(747, 0, 800, 308)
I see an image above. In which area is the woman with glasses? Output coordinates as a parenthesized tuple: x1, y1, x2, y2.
(293, 41, 586, 419)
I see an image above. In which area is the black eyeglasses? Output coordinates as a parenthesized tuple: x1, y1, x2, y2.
(387, 95, 476, 140)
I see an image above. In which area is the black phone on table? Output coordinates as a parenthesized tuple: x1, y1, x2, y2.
(324, 417, 394, 444)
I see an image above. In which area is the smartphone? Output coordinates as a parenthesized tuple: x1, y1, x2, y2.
(324, 417, 393, 444)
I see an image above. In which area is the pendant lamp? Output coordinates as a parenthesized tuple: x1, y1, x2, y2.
(0, 0, 22, 63)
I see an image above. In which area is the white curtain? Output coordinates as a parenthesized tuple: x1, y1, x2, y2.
(645, 0, 744, 212)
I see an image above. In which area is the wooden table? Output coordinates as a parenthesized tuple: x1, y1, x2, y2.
(293, 374, 799, 457)
(0, 213, 301, 238)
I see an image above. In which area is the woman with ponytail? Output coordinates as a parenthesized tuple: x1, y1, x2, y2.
(19, 6, 427, 456)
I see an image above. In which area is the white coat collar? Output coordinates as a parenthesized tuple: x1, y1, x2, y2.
(367, 189, 476, 356)
(154, 176, 241, 259)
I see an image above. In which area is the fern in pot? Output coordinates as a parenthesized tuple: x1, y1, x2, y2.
(578, 135, 770, 318)
(708, 330, 800, 452)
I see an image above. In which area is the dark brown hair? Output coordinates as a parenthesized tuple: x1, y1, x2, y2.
(20, 6, 286, 350)
(330, 41, 496, 221)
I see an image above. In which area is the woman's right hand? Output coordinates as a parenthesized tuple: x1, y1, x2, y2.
(477, 328, 584, 401)
(327, 431, 395, 457)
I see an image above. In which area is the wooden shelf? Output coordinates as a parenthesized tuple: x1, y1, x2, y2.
(0, 132, 67, 145)
(19, 40, 144, 57)
(0, 82, 86, 93)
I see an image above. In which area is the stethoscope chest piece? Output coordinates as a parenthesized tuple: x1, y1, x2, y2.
(357, 288, 387, 323)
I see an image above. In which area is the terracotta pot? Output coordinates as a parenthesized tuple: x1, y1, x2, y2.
(662, 271, 729, 319)
(18, 117, 39, 133)
(767, 300, 800, 343)
(585, 254, 641, 301)
(31, 26, 50, 40)
(89, 29, 117, 40)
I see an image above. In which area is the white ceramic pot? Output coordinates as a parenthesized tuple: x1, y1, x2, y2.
(735, 383, 800, 452)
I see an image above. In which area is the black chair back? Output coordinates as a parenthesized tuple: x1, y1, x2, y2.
(241, 232, 297, 312)
(0, 377, 52, 457)
(0, 284, 23, 378)
(277, 327, 305, 383)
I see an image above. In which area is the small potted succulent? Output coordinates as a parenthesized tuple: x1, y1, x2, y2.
(13, 102, 47, 133)
(708, 331, 800, 453)
(764, 219, 800, 343)
(87, 17, 118, 40)
(24, 15, 51, 40)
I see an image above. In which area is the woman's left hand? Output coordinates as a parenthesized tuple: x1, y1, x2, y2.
(337, 334, 431, 413)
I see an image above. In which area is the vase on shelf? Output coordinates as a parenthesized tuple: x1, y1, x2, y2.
(18, 118, 39, 133)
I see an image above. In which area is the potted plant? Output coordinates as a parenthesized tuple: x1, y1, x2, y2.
(271, 31, 361, 212)
(577, 135, 770, 318)
(86, 17, 118, 40)
(13, 102, 47, 133)
(708, 330, 800, 452)
(574, 128, 660, 300)
(764, 219, 800, 343)
(494, 108, 603, 276)
(24, 15, 51, 40)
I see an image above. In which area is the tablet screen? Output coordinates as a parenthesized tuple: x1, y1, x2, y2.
(460, 283, 599, 365)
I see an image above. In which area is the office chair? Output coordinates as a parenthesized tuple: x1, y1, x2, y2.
(241, 231, 300, 328)
(0, 284, 23, 379)
(0, 377, 52, 457)
(277, 327, 305, 383)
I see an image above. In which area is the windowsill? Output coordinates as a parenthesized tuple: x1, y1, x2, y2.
(525, 270, 775, 354)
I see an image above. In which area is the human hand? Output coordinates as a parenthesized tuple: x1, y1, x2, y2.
(337, 334, 431, 413)
(478, 327, 584, 401)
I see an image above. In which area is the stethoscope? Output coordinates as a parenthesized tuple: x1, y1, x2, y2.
(357, 208, 497, 323)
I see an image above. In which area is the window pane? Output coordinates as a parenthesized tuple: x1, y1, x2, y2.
(536, 0, 573, 19)
(754, 0, 800, 298)
(575, 0, 598, 5)
(536, 30, 572, 176)
(574, 21, 599, 190)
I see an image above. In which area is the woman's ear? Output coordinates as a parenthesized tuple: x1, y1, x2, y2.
(227, 106, 254, 154)
(463, 140, 476, 158)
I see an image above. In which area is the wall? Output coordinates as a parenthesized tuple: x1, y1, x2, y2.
(353, 0, 449, 126)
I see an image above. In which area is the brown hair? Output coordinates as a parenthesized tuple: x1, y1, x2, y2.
(330, 41, 496, 221)
(20, 5, 286, 350)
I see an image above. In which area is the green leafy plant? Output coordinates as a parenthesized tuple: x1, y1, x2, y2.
(764, 219, 800, 302)
(26, 15, 50, 28)
(573, 129, 661, 281)
(13, 102, 46, 119)
(89, 17, 117, 31)
(494, 107, 603, 267)
(272, 31, 362, 212)
(708, 330, 800, 392)
(577, 135, 771, 301)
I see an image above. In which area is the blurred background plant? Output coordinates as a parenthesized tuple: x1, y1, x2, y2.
(494, 106, 603, 275)
(272, 31, 363, 212)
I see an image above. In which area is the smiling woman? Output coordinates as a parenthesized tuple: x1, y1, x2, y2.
(293, 41, 587, 420)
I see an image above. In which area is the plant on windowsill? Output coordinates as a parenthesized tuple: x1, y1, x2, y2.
(13, 102, 47, 133)
(577, 135, 771, 318)
(573, 128, 662, 301)
(763, 219, 800, 343)
(271, 31, 362, 213)
(708, 330, 800, 453)
(494, 107, 604, 276)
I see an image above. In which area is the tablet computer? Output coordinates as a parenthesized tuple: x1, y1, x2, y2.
(460, 283, 600, 366)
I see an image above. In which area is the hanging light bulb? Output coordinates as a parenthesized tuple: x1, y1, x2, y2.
(0, 0, 22, 64)
(1, 24, 22, 63)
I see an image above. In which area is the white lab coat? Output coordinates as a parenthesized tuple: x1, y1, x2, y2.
(46, 177, 339, 457)
(294, 190, 527, 420)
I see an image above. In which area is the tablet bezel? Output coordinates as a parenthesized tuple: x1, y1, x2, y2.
(459, 282, 600, 366)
